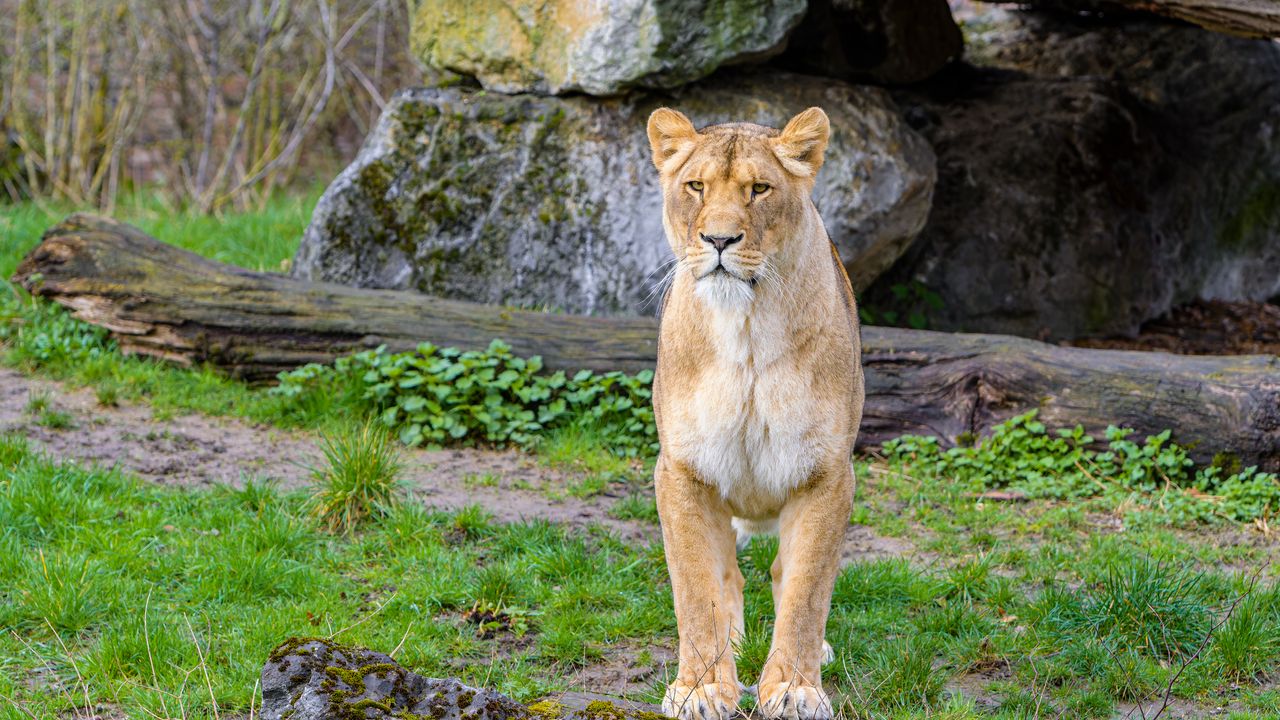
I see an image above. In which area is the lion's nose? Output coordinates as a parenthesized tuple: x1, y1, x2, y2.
(700, 233, 743, 252)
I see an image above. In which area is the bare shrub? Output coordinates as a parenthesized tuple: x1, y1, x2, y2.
(0, 0, 420, 211)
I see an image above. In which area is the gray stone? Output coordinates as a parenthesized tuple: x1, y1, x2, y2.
(260, 637, 669, 720)
(260, 637, 528, 720)
(867, 10, 1280, 339)
(410, 0, 809, 96)
(292, 70, 936, 316)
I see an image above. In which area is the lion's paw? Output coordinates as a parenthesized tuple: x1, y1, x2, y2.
(662, 680, 740, 720)
(757, 683, 832, 720)
(821, 640, 834, 666)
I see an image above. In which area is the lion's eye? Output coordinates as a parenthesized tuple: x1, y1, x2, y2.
(687, 180, 704, 192)
(752, 182, 770, 195)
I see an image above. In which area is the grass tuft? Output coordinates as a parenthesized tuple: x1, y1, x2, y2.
(609, 493, 659, 524)
(1215, 587, 1280, 681)
(1039, 560, 1212, 661)
(863, 635, 946, 711)
(451, 504, 494, 539)
(307, 421, 403, 534)
(0, 433, 29, 469)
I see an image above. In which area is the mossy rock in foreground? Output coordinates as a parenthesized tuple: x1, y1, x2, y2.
(262, 637, 671, 720)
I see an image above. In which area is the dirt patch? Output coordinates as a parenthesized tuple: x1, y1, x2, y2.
(1072, 299, 1280, 356)
(566, 643, 676, 700)
(1, 369, 317, 488)
(839, 524, 920, 565)
(0, 368, 652, 542)
(0, 368, 921, 559)
(944, 662, 1012, 714)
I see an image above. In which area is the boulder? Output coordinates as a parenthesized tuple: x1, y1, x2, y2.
(409, 0, 809, 96)
(260, 637, 666, 720)
(261, 637, 526, 720)
(865, 10, 1280, 339)
(778, 0, 964, 85)
(292, 70, 935, 316)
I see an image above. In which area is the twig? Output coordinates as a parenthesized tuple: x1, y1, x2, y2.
(329, 589, 398, 639)
(143, 588, 172, 720)
(1135, 565, 1265, 720)
(184, 615, 222, 720)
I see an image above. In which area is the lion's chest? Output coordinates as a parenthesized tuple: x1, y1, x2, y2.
(665, 313, 824, 515)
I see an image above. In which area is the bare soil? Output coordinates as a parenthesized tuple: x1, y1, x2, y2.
(0, 368, 918, 561)
(0, 368, 652, 543)
(566, 644, 677, 700)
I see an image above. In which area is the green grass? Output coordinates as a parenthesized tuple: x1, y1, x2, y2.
(0, 189, 318, 280)
(0, 437, 672, 717)
(24, 390, 75, 429)
(0, 285, 354, 433)
(1, 437, 1278, 718)
(3, 195, 1280, 717)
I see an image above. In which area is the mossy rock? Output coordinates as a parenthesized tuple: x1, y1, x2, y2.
(408, 0, 808, 96)
(261, 638, 672, 720)
(292, 69, 935, 316)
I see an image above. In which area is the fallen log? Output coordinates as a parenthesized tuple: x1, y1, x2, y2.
(996, 0, 1280, 39)
(13, 214, 1280, 469)
(1109, 0, 1280, 37)
(12, 214, 660, 378)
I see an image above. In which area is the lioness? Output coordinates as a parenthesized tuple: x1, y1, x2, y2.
(646, 107, 864, 720)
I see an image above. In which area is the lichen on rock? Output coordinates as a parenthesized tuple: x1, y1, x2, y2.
(261, 638, 674, 720)
(261, 637, 529, 720)
(409, 0, 809, 96)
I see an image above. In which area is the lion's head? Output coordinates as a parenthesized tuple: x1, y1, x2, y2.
(646, 107, 830, 310)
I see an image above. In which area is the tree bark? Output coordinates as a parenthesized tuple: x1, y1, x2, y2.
(12, 214, 660, 378)
(13, 214, 1280, 469)
(1115, 0, 1280, 37)
(1006, 0, 1280, 39)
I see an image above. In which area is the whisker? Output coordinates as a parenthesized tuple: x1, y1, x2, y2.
(641, 254, 680, 285)
(761, 259, 798, 308)
(641, 263, 681, 310)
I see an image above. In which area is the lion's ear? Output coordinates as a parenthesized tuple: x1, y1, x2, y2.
(772, 107, 830, 178)
(647, 108, 697, 172)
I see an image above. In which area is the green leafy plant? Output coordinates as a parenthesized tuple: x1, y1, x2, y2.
(859, 281, 945, 329)
(306, 421, 403, 534)
(1, 289, 113, 368)
(884, 411, 1280, 523)
(274, 340, 657, 457)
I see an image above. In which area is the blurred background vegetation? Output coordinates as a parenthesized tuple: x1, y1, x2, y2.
(0, 0, 420, 213)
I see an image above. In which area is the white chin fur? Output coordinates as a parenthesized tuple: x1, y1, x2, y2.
(695, 271, 755, 311)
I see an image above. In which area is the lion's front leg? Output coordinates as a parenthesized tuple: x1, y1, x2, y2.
(758, 464, 854, 720)
(656, 455, 742, 720)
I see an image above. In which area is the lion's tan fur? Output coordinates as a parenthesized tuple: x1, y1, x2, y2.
(647, 107, 864, 720)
